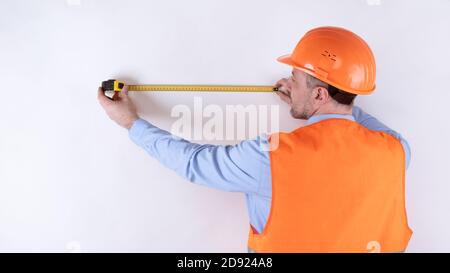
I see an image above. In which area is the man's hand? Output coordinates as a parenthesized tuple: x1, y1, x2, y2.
(275, 78, 292, 105)
(97, 85, 139, 129)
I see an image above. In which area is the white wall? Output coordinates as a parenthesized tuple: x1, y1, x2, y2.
(1, 0, 449, 252)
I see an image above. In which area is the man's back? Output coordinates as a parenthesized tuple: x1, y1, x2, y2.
(248, 118, 412, 252)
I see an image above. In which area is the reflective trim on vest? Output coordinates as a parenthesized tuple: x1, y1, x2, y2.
(248, 118, 412, 253)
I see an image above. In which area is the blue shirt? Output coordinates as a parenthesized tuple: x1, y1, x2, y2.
(128, 106, 411, 234)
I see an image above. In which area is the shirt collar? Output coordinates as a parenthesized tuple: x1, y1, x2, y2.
(306, 113, 355, 126)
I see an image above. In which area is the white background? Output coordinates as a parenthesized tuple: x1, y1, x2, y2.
(1, 0, 449, 252)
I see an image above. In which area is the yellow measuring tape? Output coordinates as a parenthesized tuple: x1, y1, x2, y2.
(102, 79, 278, 93)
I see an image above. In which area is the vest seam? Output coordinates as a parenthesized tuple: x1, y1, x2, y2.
(249, 140, 277, 240)
(398, 133, 414, 246)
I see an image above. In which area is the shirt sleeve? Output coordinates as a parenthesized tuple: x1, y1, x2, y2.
(128, 118, 271, 194)
(353, 106, 411, 169)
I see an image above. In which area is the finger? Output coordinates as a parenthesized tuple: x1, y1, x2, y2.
(276, 91, 291, 104)
(118, 85, 129, 100)
(112, 91, 120, 101)
(277, 86, 290, 96)
(276, 86, 288, 93)
(122, 85, 128, 96)
(276, 91, 289, 100)
(275, 78, 288, 87)
(97, 87, 112, 106)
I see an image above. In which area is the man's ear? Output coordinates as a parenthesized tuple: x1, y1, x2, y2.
(312, 86, 330, 104)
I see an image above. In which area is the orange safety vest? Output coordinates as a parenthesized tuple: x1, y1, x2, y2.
(248, 118, 412, 253)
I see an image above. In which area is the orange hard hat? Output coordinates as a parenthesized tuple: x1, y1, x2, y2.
(277, 26, 376, 95)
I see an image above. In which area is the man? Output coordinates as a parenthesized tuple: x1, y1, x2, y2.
(98, 26, 412, 253)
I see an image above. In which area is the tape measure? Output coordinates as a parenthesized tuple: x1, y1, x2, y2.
(101, 79, 279, 93)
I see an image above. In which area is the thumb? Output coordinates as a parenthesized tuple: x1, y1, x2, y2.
(274, 78, 286, 88)
(277, 78, 290, 91)
(120, 85, 129, 98)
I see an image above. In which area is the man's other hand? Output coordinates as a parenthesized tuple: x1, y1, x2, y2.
(275, 77, 292, 105)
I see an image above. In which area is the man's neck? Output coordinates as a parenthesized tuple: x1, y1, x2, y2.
(314, 104, 353, 116)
